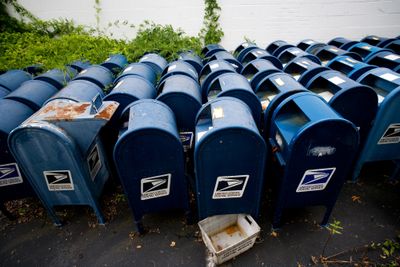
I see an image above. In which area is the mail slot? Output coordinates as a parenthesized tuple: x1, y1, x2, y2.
(327, 37, 359, 50)
(67, 60, 91, 72)
(138, 53, 168, 76)
(351, 68, 400, 181)
(268, 92, 359, 228)
(4, 80, 59, 111)
(204, 50, 243, 72)
(312, 45, 362, 65)
(364, 51, 400, 73)
(101, 54, 128, 74)
(113, 99, 189, 233)
(304, 69, 378, 142)
(384, 39, 400, 54)
(178, 51, 203, 74)
(159, 60, 198, 84)
(360, 35, 397, 48)
(277, 46, 321, 67)
(240, 48, 282, 68)
(199, 60, 236, 103)
(266, 40, 295, 57)
(194, 97, 266, 219)
(0, 99, 35, 218)
(234, 42, 258, 62)
(297, 39, 325, 53)
(115, 63, 157, 85)
(24, 64, 44, 76)
(0, 70, 31, 92)
(34, 68, 77, 90)
(201, 44, 226, 58)
(8, 98, 119, 225)
(326, 55, 378, 80)
(241, 58, 282, 89)
(156, 75, 202, 151)
(73, 65, 114, 90)
(347, 42, 392, 61)
(283, 57, 329, 85)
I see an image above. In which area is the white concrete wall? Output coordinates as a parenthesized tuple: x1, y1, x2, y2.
(11, 0, 400, 51)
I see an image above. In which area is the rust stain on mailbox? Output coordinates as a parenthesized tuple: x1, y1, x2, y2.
(95, 102, 119, 120)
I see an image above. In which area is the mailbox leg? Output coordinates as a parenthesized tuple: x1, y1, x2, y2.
(320, 205, 334, 227)
(389, 160, 400, 181)
(90, 199, 106, 225)
(135, 220, 145, 234)
(272, 208, 284, 230)
(46, 206, 62, 226)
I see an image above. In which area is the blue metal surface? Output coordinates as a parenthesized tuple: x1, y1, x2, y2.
(178, 51, 203, 74)
(234, 42, 258, 62)
(0, 70, 31, 92)
(283, 57, 329, 85)
(277, 46, 321, 67)
(34, 68, 77, 90)
(0, 85, 9, 98)
(138, 53, 168, 76)
(312, 45, 362, 64)
(156, 75, 202, 151)
(206, 72, 262, 127)
(365, 51, 400, 73)
(327, 37, 359, 50)
(384, 39, 400, 55)
(241, 58, 282, 90)
(205, 50, 243, 72)
(347, 42, 392, 62)
(266, 40, 295, 57)
(268, 92, 359, 228)
(326, 55, 378, 81)
(73, 65, 114, 90)
(297, 39, 323, 51)
(159, 60, 198, 84)
(45, 80, 104, 105)
(4, 80, 58, 111)
(67, 60, 91, 72)
(115, 63, 157, 85)
(101, 54, 128, 74)
(240, 48, 282, 68)
(304, 69, 378, 143)
(201, 44, 226, 58)
(8, 99, 119, 225)
(113, 99, 189, 233)
(352, 68, 400, 180)
(0, 99, 35, 216)
(361, 35, 396, 48)
(194, 97, 266, 219)
(199, 60, 236, 103)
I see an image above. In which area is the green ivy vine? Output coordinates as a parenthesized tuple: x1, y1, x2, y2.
(199, 0, 224, 45)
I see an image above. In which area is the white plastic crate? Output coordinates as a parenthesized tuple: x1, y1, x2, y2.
(198, 214, 260, 265)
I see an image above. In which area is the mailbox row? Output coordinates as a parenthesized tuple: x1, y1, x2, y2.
(0, 38, 399, 233)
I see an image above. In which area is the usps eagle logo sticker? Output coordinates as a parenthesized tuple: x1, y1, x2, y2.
(296, 168, 336, 193)
(378, 123, 400, 145)
(212, 175, 249, 199)
(140, 174, 171, 200)
(44, 170, 74, 191)
(0, 163, 23, 187)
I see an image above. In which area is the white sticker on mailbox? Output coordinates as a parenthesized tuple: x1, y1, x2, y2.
(87, 144, 102, 180)
(328, 76, 346, 85)
(44, 170, 74, 191)
(384, 54, 400, 61)
(378, 123, 400, 144)
(296, 168, 336, 193)
(380, 72, 400, 82)
(0, 163, 23, 187)
(141, 174, 171, 200)
(180, 131, 194, 151)
(212, 175, 249, 199)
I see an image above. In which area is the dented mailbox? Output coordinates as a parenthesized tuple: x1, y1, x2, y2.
(269, 92, 359, 228)
(113, 100, 189, 233)
(8, 98, 119, 225)
(194, 97, 266, 220)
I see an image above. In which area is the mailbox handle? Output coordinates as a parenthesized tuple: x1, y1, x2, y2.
(268, 137, 286, 166)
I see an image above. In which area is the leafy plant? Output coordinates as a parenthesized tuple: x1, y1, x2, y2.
(199, 0, 224, 45)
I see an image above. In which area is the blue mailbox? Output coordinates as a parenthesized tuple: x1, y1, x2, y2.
(194, 97, 266, 219)
(268, 92, 359, 228)
(67, 60, 91, 72)
(384, 39, 400, 54)
(24, 64, 44, 76)
(283, 57, 329, 85)
(0, 70, 31, 92)
(277, 46, 321, 67)
(347, 42, 391, 61)
(34, 68, 77, 90)
(201, 44, 226, 58)
(178, 51, 203, 74)
(351, 68, 400, 181)
(241, 58, 282, 89)
(138, 53, 168, 76)
(206, 72, 262, 127)
(240, 48, 282, 67)
(156, 75, 202, 152)
(326, 55, 377, 81)
(360, 35, 396, 48)
(0, 99, 35, 218)
(327, 37, 359, 50)
(9, 98, 119, 225)
(304, 69, 378, 142)
(159, 60, 198, 84)
(115, 63, 157, 85)
(266, 40, 295, 57)
(4, 80, 58, 111)
(113, 100, 189, 233)
(234, 42, 258, 62)
(312, 45, 362, 65)
(0, 86, 9, 98)
(297, 39, 325, 52)
(365, 51, 400, 73)
(74, 65, 114, 90)
(101, 54, 128, 74)
(199, 60, 236, 103)
(204, 50, 243, 72)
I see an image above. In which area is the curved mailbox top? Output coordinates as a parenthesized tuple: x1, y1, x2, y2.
(115, 63, 157, 85)
(204, 50, 243, 72)
(278, 47, 321, 67)
(101, 54, 128, 74)
(241, 58, 282, 90)
(365, 51, 400, 73)
(297, 39, 322, 51)
(67, 60, 91, 72)
(313, 45, 362, 64)
(34, 68, 76, 90)
(0, 85, 9, 98)
(178, 51, 203, 74)
(240, 48, 282, 68)
(304, 43, 328, 55)
(138, 53, 168, 76)
(266, 40, 295, 57)
(326, 55, 378, 81)
(0, 70, 32, 92)
(327, 37, 359, 50)
(384, 39, 400, 55)
(233, 42, 257, 60)
(0, 99, 34, 138)
(361, 35, 396, 48)
(201, 44, 226, 58)
(347, 42, 392, 61)
(159, 60, 198, 85)
(74, 65, 114, 90)
(283, 57, 329, 86)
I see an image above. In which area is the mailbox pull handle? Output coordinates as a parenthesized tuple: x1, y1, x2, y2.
(268, 137, 286, 167)
(90, 94, 103, 114)
(245, 215, 253, 225)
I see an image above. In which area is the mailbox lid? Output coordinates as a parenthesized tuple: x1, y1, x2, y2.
(384, 39, 400, 55)
(139, 53, 168, 75)
(313, 45, 362, 65)
(347, 42, 391, 61)
(266, 40, 295, 57)
(74, 65, 114, 89)
(0, 70, 32, 92)
(365, 51, 400, 72)
(201, 44, 226, 58)
(178, 51, 203, 74)
(101, 54, 128, 74)
(283, 57, 329, 85)
(115, 63, 157, 85)
(234, 42, 258, 61)
(67, 60, 90, 72)
(240, 48, 282, 69)
(205, 50, 243, 72)
(241, 58, 282, 90)
(326, 55, 378, 81)
(327, 37, 359, 50)
(297, 39, 321, 51)
(159, 60, 198, 84)
(278, 47, 321, 67)
(34, 68, 76, 90)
